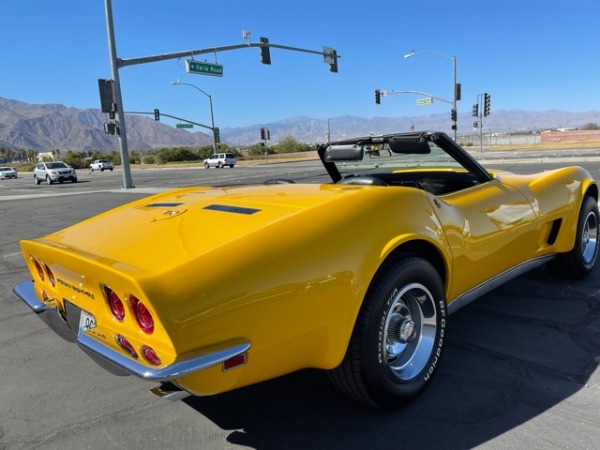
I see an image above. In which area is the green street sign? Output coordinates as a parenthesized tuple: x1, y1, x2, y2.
(176, 123, 193, 129)
(416, 98, 433, 105)
(186, 60, 224, 77)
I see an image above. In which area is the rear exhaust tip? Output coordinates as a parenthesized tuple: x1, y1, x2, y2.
(150, 382, 190, 401)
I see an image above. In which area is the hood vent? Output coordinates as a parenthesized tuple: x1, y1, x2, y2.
(203, 204, 261, 215)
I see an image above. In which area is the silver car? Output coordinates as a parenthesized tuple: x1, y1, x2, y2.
(34, 161, 78, 185)
(0, 167, 18, 179)
(203, 153, 236, 169)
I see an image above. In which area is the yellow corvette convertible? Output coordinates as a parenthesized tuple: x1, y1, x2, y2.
(14, 131, 599, 409)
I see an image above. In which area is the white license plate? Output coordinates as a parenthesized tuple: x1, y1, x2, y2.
(78, 310, 96, 335)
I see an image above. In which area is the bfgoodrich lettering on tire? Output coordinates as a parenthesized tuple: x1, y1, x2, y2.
(329, 256, 447, 409)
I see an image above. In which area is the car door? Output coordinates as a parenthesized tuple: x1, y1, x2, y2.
(34, 163, 45, 179)
(430, 178, 539, 302)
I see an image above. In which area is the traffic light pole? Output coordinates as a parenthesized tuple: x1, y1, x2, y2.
(105, 0, 133, 188)
(104, 0, 339, 189)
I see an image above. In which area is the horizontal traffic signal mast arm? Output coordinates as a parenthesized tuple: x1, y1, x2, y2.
(117, 41, 340, 70)
(126, 111, 214, 131)
(381, 90, 453, 105)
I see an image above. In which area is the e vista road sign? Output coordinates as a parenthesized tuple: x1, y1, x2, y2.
(186, 60, 224, 77)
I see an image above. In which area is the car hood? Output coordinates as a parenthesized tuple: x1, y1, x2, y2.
(25, 183, 375, 276)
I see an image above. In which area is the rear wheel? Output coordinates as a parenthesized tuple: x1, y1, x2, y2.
(549, 196, 599, 278)
(217, 162, 224, 169)
(329, 256, 446, 409)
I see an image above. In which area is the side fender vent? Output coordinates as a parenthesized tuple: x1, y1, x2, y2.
(547, 218, 563, 245)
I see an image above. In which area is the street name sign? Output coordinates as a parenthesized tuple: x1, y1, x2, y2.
(417, 98, 433, 105)
(176, 123, 193, 129)
(186, 60, 224, 77)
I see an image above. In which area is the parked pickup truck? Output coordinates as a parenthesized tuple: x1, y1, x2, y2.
(90, 159, 114, 172)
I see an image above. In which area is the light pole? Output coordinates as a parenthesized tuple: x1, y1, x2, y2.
(404, 50, 457, 140)
(171, 80, 217, 154)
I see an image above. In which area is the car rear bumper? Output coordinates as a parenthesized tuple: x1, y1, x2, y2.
(13, 281, 251, 382)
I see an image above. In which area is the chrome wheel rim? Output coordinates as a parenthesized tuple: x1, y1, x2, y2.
(581, 210, 599, 264)
(383, 282, 437, 381)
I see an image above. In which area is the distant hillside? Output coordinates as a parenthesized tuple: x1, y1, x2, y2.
(1, 96, 599, 151)
(0, 97, 212, 152)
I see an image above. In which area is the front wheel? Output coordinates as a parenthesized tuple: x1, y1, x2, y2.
(329, 256, 446, 409)
(549, 196, 599, 278)
(46, 176, 52, 185)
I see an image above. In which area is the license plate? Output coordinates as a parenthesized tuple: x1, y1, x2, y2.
(78, 310, 96, 335)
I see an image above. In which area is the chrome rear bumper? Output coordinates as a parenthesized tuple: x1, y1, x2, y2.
(13, 281, 251, 383)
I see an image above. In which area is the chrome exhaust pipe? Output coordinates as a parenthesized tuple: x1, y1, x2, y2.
(150, 382, 191, 401)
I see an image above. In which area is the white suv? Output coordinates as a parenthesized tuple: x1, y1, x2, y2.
(203, 153, 236, 169)
(90, 159, 114, 171)
(33, 161, 78, 185)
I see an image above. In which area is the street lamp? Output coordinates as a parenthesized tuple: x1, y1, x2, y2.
(404, 50, 457, 140)
(171, 80, 217, 154)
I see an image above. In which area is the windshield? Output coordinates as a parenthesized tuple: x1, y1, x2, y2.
(333, 139, 465, 178)
(46, 162, 69, 169)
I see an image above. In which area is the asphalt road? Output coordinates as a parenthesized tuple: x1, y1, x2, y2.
(1, 155, 599, 449)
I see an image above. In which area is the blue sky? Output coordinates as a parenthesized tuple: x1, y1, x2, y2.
(2, 0, 599, 131)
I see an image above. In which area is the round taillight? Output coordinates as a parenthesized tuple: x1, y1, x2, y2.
(104, 286, 125, 321)
(130, 295, 154, 334)
(44, 264, 55, 287)
(141, 346, 162, 366)
(32, 258, 44, 282)
(115, 334, 138, 359)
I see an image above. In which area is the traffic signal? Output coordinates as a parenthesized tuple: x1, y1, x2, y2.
(451, 109, 457, 122)
(259, 37, 271, 65)
(328, 49, 338, 73)
(260, 127, 266, 140)
(214, 127, 220, 143)
(154, 109, 160, 121)
(323, 46, 338, 73)
(472, 104, 479, 117)
(375, 89, 381, 104)
(484, 93, 491, 117)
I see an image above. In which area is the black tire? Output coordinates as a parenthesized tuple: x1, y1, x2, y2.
(549, 196, 599, 279)
(34, 175, 41, 185)
(329, 256, 447, 409)
(90, 167, 94, 172)
(217, 162, 223, 169)
(110, 168, 113, 171)
(101, 167, 104, 172)
(46, 176, 52, 185)
(204, 163, 210, 169)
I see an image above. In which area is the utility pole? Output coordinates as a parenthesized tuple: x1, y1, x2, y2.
(104, 0, 133, 188)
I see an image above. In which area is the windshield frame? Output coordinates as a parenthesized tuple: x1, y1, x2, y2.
(318, 131, 493, 184)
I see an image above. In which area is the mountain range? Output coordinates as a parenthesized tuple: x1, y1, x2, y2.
(1, 96, 599, 152)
